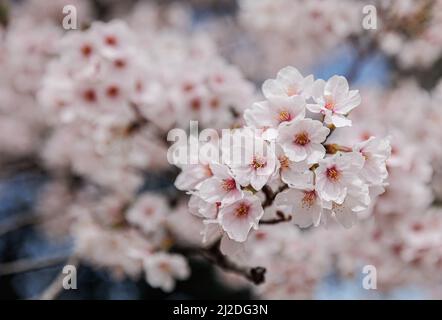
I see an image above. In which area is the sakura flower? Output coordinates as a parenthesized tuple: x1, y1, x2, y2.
(322, 180, 370, 228)
(175, 163, 213, 191)
(276, 149, 314, 189)
(308, 75, 361, 127)
(275, 188, 322, 228)
(228, 132, 276, 190)
(218, 193, 264, 242)
(315, 152, 365, 203)
(262, 66, 314, 99)
(277, 118, 329, 163)
(188, 194, 219, 220)
(244, 95, 305, 130)
(143, 252, 190, 292)
(126, 194, 169, 234)
(353, 136, 391, 186)
(198, 163, 243, 205)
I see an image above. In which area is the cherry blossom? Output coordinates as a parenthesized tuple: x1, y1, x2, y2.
(308, 76, 361, 128)
(142, 253, 190, 292)
(198, 163, 243, 205)
(315, 152, 365, 204)
(277, 118, 329, 163)
(218, 193, 264, 242)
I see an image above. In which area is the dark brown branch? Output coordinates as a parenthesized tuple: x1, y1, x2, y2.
(175, 240, 266, 285)
(262, 184, 289, 208)
(260, 210, 292, 225)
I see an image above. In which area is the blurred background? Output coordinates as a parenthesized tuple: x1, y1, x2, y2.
(1, 0, 442, 299)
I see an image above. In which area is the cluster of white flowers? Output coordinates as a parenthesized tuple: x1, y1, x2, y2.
(39, 19, 255, 194)
(0, 14, 61, 157)
(377, 0, 442, 69)
(34, 13, 254, 292)
(233, 0, 362, 80)
(3, 0, 442, 299)
(175, 66, 391, 256)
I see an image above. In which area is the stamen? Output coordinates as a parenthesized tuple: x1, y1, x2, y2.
(293, 131, 310, 146)
(278, 110, 292, 122)
(221, 178, 236, 191)
(301, 190, 316, 208)
(326, 166, 340, 182)
(235, 203, 250, 217)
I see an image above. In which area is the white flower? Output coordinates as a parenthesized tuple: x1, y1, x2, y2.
(188, 194, 218, 220)
(308, 75, 361, 127)
(275, 188, 322, 228)
(262, 66, 314, 99)
(175, 163, 213, 191)
(143, 253, 190, 292)
(323, 180, 370, 228)
(126, 194, 169, 234)
(198, 163, 243, 205)
(244, 95, 305, 130)
(277, 147, 314, 189)
(218, 193, 264, 242)
(228, 132, 276, 190)
(277, 118, 329, 163)
(315, 152, 365, 203)
(353, 136, 391, 186)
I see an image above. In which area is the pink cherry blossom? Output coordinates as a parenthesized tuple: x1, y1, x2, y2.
(277, 118, 329, 163)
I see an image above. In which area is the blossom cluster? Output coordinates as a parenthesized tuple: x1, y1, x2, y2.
(39, 19, 255, 194)
(376, 0, 442, 69)
(2, 0, 442, 299)
(175, 66, 390, 256)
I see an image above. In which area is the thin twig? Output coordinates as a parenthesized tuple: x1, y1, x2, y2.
(0, 214, 40, 237)
(39, 256, 79, 300)
(260, 211, 292, 225)
(262, 184, 288, 208)
(175, 240, 266, 285)
(0, 255, 70, 276)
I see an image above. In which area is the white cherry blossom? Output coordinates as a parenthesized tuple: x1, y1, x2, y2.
(315, 152, 365, 203)
(308, 76, 361, 128)
(218, 193, 264, 242)
(277, 118, 329, 163)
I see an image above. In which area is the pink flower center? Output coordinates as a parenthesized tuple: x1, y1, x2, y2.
(278, 110, 292, 123)
(190, 98, 201, 111)
(235, 202, 250, 217)
(81, 44, 92, 57)
(251, 156, 267, 170)
(210, 97, 220, 109)
(221, 178, 236, 191)
(144, 207, 154, 216)
(301, 191, 316, 208)
(293, 131, 310, 146)
(114, 58, 126, 69)
(326, 166, 341, 182)
(159, 261, 171, 272)
(106, 85, 120, 98)
(279, 155, 290, 169)
(324, 97, 335, 111)
(83, 89, 97, 103)
(105, 35, 118, 46)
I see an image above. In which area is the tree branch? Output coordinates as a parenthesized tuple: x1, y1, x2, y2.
(0, 213, 40, 237)
(262, 184, 288, 208)
(38, 256, 79, 300)
(0, 254, 70, 276)
(175, 240, 266, 285)
(260, 210, 292, 225)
